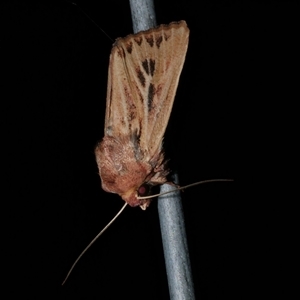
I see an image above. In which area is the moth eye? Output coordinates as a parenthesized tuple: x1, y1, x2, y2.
(137, 183, 151, 197)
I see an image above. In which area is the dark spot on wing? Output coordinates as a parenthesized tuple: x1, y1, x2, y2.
(137, 68, 146, 87)
(142, 59, 155, 77)
(131, 130, 143, 160)
(146, 36, 154, 47)
(134, 37, 142, 46)
(129, 109, 136, 122)
(164, 33, 170, 41)
(116, 47, 125, 58)
(139, 93, 144, 104)
(148, 83, 155, 111)
(156, 35, 163, 48)
(126, 42, 132, 54)
(149, 59, 155, 77)
(142, 60, 149, 75)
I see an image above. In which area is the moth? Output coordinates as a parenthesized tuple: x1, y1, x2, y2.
(95, 21, 189, 210)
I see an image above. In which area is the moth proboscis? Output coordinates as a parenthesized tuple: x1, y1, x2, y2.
(95, 20, 189, 210)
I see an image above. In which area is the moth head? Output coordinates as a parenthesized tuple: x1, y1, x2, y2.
(121, 183, 153, 210)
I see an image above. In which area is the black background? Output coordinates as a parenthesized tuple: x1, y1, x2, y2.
(2, 0, 297, 298)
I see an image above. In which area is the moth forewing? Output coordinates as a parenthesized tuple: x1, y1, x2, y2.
(95, 21, 189, 209)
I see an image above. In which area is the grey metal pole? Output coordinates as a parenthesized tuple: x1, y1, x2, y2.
(158, 176, 195, 300)
(128, 1, 195, 299)
(129, 0, 156, 33)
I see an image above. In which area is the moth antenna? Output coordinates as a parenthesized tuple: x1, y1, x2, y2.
(137, 179, 234, 200)
(66, 0, 114, 42)
(62, 202, 128, 285)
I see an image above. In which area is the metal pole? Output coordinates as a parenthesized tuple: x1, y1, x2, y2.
(129, 1, 195, 299)
(129, 0, 156, 33)
(158, 175, 195, 300)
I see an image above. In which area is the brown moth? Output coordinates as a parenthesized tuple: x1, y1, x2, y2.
(95, 21, 189, 210)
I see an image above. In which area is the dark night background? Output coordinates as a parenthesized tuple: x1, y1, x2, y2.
(2, 0, 297, 299)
